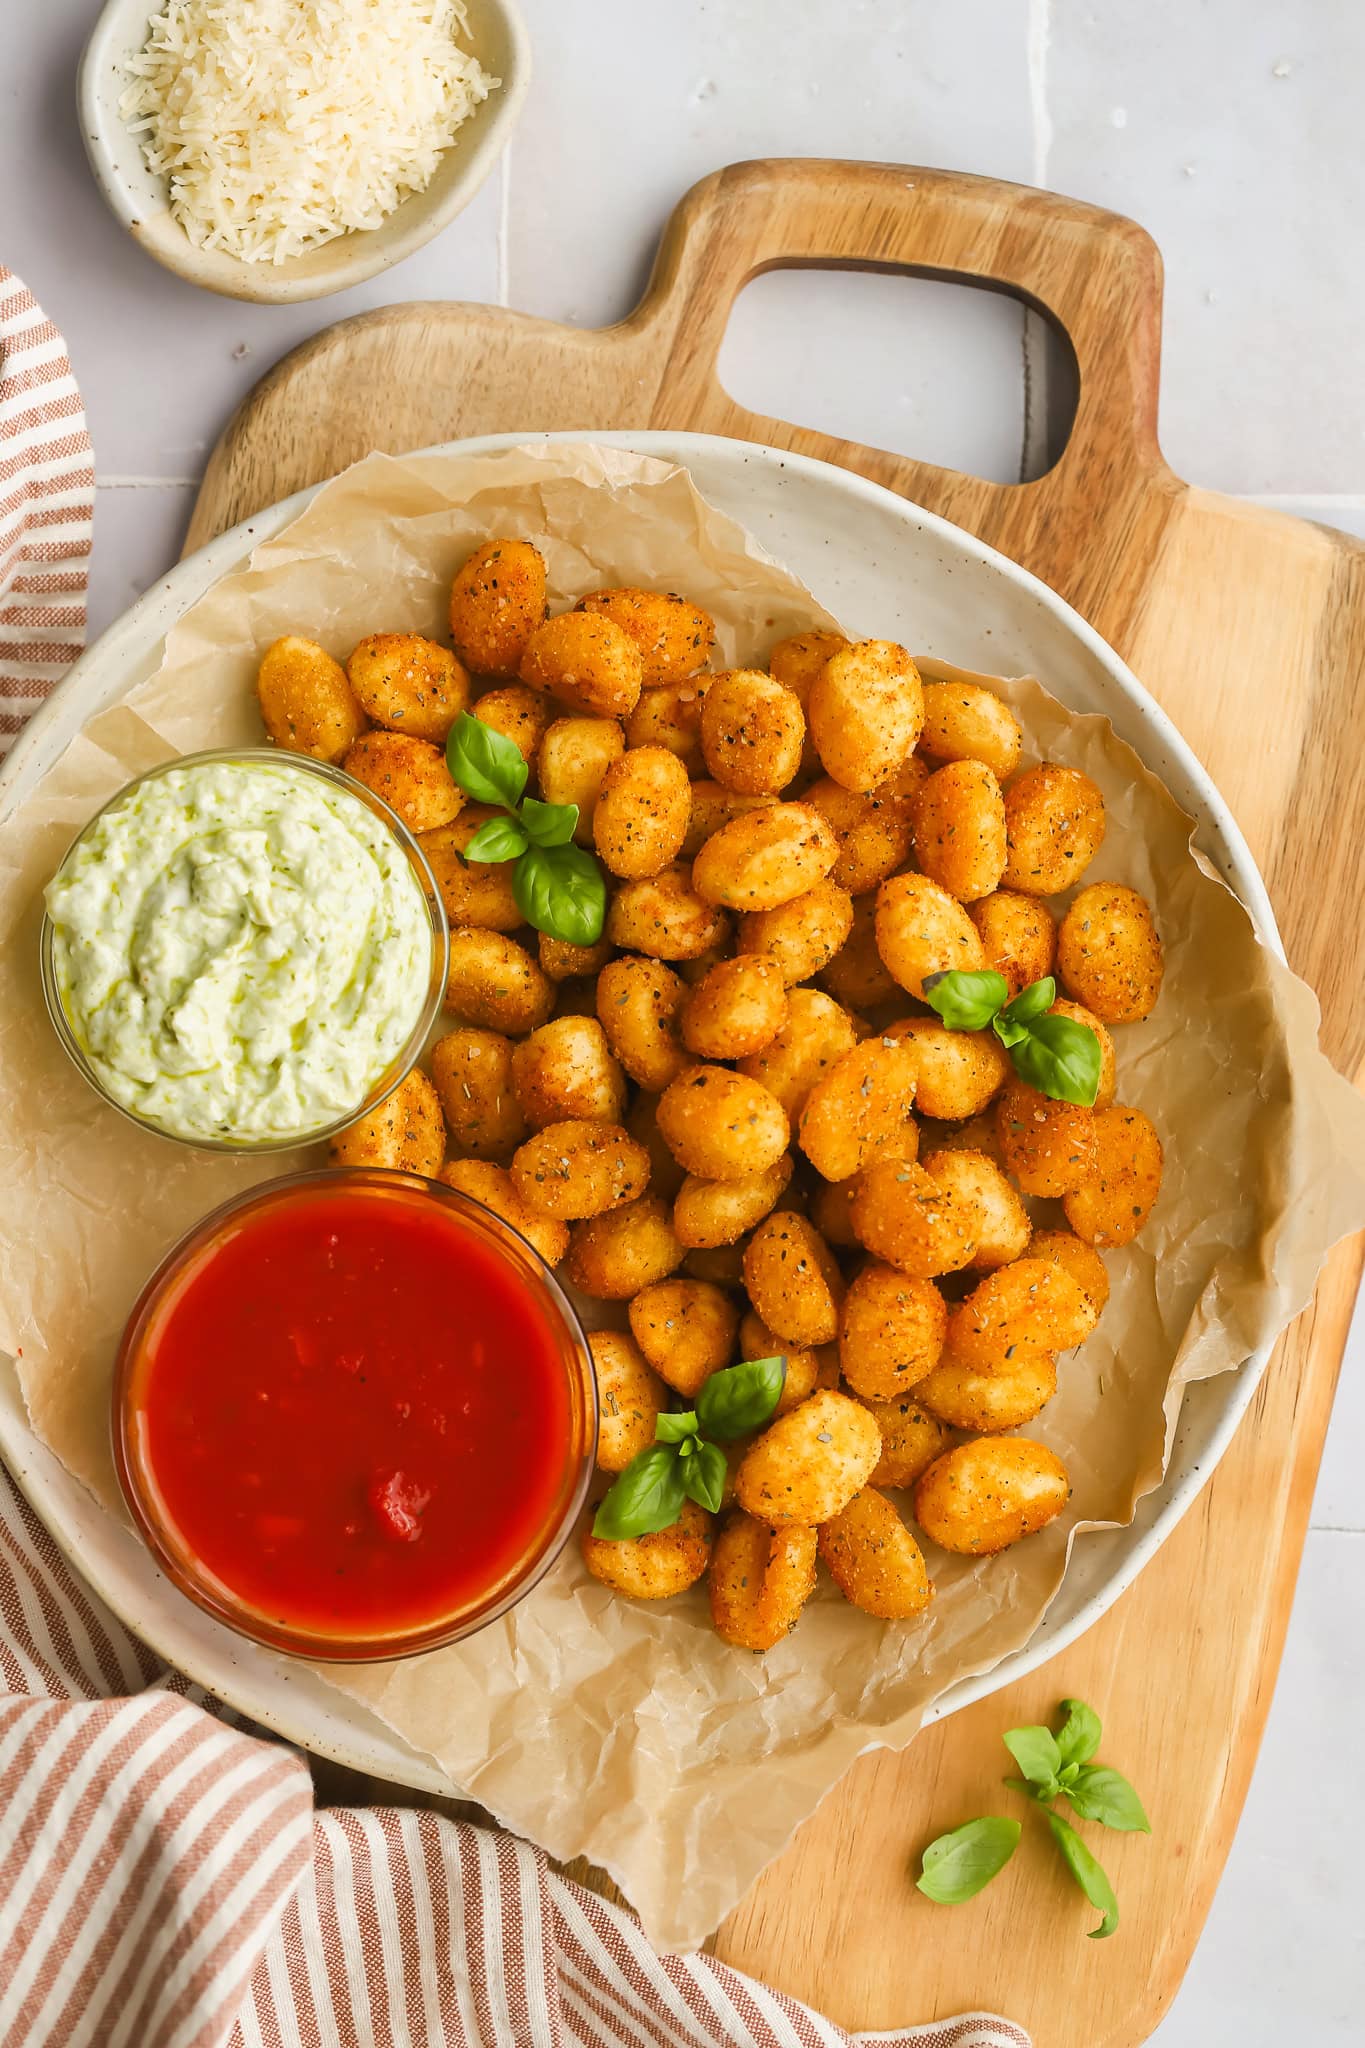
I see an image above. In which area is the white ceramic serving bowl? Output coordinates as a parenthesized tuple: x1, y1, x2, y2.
(77, 0, 530, 303)
(0, 432, 1281, 1797)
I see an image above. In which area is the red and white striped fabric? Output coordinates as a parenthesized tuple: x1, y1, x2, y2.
(0, 267, 94, 754)
(0, 275, 1030, 2048)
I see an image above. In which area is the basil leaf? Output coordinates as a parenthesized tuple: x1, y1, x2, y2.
(591, 1445, 684, 1540)
(1007, 1013, 1102, 1107)
(695, 1355, 787, 1441)
(916, 1817, 1020, 1904)
(520, 797, 580, 848)
(1055, 1697, 1102, 1769)
(992, 1012, 1029, 1050)
(1063, 1765, 1151, 1834)
(1057, 1762, 1081, 1788)
(681, 1438, 727, 1514)
(654, 1411, 699, 1444)
(1003, 1776, 1054, 1803)
(461, 815, 529, 864)
(446, 711, 528, 809)
(513, 842, 608, 945)
(922, 968, 1009, 1033)
(1002, 1724, 1063, 1787)
(999, 974, 1056, 1028)
(1047, 1812, 1120, 1938)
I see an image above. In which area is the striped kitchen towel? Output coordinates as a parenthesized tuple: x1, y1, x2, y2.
(0, 267, 94, 754)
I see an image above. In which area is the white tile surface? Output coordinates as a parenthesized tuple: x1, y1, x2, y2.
(3, 3, 1364, 2041)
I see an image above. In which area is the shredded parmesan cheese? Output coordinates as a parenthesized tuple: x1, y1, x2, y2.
(119, 0, 498, 264)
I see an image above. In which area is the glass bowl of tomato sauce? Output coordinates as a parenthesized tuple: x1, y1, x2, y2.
(113, 1167, 597, 1661)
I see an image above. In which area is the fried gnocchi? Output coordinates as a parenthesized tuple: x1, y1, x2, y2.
(818, 1488, 933, 1618)
(347, 632, 469, 742)
(258, 635, 367, 761)
(448, 537, 546, 678)
(808, 640, 924, 791)
(736, 1390, 881, 1526)
(1057, 884, 1163, 1023)
(710, 1513, 818, 1649)
(914, 1438, 1070, 1555)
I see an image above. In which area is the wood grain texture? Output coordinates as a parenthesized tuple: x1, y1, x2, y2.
(188, 160, 1365, 2043)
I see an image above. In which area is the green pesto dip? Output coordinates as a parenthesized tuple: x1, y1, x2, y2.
(44, 757, 432, 1143)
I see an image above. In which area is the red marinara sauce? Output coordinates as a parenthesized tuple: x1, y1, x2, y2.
(115, 1171, 595, 1659)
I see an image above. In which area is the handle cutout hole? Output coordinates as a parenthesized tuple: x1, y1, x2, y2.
(718, 269, 1077, 486)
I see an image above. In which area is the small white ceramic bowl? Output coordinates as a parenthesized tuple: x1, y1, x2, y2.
(77, 0, 530, 303)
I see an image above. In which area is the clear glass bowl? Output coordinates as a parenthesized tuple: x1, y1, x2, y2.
(113, 1167, 599, 1662)
(40, 748, 449, 1153)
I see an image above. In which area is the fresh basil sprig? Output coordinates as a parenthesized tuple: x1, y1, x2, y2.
(916, 1696, 1147, 1938)
(445, 712, 607, 945)
(591, 1355, 786, 1541)
(922, 970, 1101, 1108)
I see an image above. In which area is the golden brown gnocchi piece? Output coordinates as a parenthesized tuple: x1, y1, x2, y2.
(849, 1156, 981, 1279)
(738, 1311, 822, 1415)
(512, 1016, 628, 1130)
(946, 1256, 1092, 1369)
(809, 1121, 920, 1249)
(709, 1513, 818, 1650)
(329, 1068, 444, 1177)
(509, 1119, 650, 1220)
(818, 1488, 934, 1618)
(838, 1263, 947, 1400)
(736, 1390, 881, 1526)
(538, 931, 616, 983)
(699, 669, 806, 795)
(591, 1331, 669, 1473)
(258, 635, 368, 762)
(862, 1396, 954, 1489)
(448, 538, 547, 678)
(920, 1147, 1030, 1270)
(430, 1026, 528, 1162)
(735, 879, 854, 986)
(347, 633, 469, 742)
(467, 684, 554, 766)
(672, 1155, 795, 1250)
(595, 955, 689, 1090)
(874, 871, 987, 999)
(912, 759, 1008, 903)
(519, 612, 643, 720)
(580, 1497, 712, 1599)
(809, 640, 924, 791)
(577, 588, 714, 683)
(804, 777, 917, 895)
(625, 681, 709, 775)
(915, 1350, 1058, 1433)
(692, 802, 839, 912)
(968, 890, 1058, 1000)
(564, 1195, 685, 1300)
(1056, 884, 1163, 1023)
(420, 808, 522, 932)
(1026, 1228, 1110, 1338)
(445, 929, 555, 1036)
(625, 1090, 687, 1201)
(679, 781, 775, 860)
(737, 988, 859, 1121)
(818, 894, 900, 1008)
(680, 956, 788, 1060)
(682, 1244, 748, 1288)
(798, 1036, 919, 1182)
(742, 1212, 844, 1345)
(1062, 1103, 1163, 1247)
(536, 716, 625, 845)
(437, 1158, 569, 1266)
(343, 731, 463, 835)
(605, 865, 732, 960)
(1002, 764, 1106, 894)
(627, 1277, 740, 1396)
(767, 629, 848, 702)
(914, 1438, 1070, 1555)
(590, 744, 691, 878)
(994, 1076, 1097, 1197)
(883, 1016, 1010, 1122)
(656, 1065, 790, 1180)
(917, 679, 1023, 781)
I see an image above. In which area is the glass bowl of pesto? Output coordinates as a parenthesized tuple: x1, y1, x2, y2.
(40, 750, 449, 1151)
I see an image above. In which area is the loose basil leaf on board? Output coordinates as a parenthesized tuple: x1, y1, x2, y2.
(1054, 1697, 1103, 1770)
(922, 968, 1009, 1033)
(1062, 1765, 1151, 1834)
(999, 974, 1057, 1029)
(520, 797, 580, 849)
(1047, 1813, 1120, 1938)
(695, 1355, 787, 1442)
(446, 711, 529, 809)
(591, 1444, 685, 1541)
(654, 1411, 700, 1445)
(1002, 1724, 1064, 1789)
(513, 842, 608, 945)
(461, 814, 529, 864)
(916, 1817, 1021, 1904)
(1007, 1012, 1102, 1107)
(681, 1438, 727, 1514)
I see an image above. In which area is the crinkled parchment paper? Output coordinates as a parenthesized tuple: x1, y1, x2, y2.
(2, 443, 1363, 1950)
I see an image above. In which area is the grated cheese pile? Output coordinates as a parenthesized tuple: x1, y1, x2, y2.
(119, 0, 498, 264)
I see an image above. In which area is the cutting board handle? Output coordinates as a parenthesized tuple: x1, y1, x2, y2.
(639, 159, 1165, 494)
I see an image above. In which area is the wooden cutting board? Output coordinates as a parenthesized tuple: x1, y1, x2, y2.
(187, 162, 1365, 2044)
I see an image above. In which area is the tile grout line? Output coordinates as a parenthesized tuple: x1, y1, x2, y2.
(1019, 0, 1053, 483)
(98, 476, 199, 489)
(1307, 1522, 1365, 1536)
